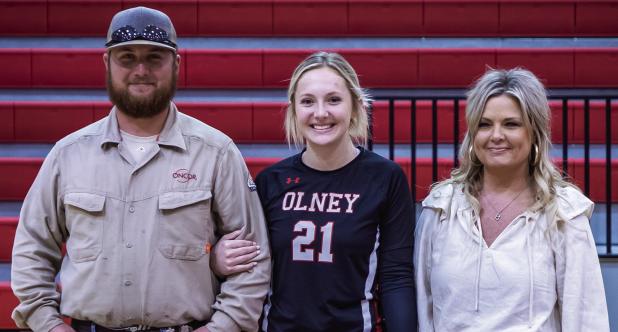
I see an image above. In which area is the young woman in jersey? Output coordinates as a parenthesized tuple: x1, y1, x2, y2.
(414, 68, 609, 331)
(210, 51, 417, 331)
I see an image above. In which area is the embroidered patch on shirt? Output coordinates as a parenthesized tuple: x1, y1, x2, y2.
(172, 168, 197, 183)
(247, 177, 257, 192)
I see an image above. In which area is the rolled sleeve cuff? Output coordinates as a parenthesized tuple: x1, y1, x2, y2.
(205, 311, 240, 332)
(20, 305, 64, 332)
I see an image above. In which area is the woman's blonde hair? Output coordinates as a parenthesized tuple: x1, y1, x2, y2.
(441, 67, 573, 212)
(284, 51, 371, 147)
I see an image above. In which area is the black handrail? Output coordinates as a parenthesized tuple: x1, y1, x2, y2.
(369, 91, 617, 257)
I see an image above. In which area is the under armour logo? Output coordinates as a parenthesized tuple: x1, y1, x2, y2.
(286, 177, 300, 184)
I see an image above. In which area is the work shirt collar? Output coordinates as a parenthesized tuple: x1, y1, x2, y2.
(100, 102, 187, 151)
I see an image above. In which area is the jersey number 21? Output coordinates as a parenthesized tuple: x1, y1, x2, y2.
(292, 220, 334, 263)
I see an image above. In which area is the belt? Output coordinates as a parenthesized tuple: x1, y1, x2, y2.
(71, 319, 205, 332)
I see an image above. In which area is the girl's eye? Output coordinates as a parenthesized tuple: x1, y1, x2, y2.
(505, 121, 522, 127)
(478, 122, 490, 128)
(300, 98, 314, 106)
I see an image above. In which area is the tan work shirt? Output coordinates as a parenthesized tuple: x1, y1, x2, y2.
(11, 104, 271, 332)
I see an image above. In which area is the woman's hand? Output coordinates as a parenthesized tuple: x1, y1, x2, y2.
(211, 227, 260, 277)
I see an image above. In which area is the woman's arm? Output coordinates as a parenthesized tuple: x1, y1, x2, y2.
(555, 213, 610, 331)
(378, 167, 417, 331)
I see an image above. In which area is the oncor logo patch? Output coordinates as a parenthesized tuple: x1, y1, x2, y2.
(173, 169, 197, 183)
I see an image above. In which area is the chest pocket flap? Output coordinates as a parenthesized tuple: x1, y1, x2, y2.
(63, 192, 105, 262)
(159, 190, 212, 210)
(65, 192, 106, 212)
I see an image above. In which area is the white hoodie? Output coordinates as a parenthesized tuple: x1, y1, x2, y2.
(414, 183, 609, 332)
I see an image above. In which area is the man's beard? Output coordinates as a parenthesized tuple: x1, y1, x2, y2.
(106, 66, 177, 119)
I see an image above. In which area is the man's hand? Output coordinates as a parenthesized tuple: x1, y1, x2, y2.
(49, 323, 76, 332)
(211, 227, 260, 277)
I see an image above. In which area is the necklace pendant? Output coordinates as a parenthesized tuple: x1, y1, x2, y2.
(495, 213, 501, 221)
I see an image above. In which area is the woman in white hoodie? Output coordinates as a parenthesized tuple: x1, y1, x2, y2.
(414, 68, 609, 331)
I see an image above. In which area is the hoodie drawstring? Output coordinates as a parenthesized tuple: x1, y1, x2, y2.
(526, 219, 534, 328)
(474, 211, 483, 312)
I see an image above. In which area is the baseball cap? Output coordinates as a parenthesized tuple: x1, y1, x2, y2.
(105, 6, 177, 51)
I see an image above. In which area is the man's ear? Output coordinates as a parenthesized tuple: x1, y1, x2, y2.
(103, 52, 109, 71)
(174, 53, 181, 76)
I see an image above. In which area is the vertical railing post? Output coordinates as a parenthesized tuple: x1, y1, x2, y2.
(389, 99, 395, 161)
(562, 98, 569, 176)
(605, 98, 612, 254)
(432, 99, 438, 182)
(411, 99, 417, 219)
(454, 99, 460, 169)
(584, 99, 590, 197)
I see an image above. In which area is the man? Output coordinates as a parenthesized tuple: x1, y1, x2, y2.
(11, 6, 270, 332)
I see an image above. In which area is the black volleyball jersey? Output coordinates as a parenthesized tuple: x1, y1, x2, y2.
(255, 147, 415, 332)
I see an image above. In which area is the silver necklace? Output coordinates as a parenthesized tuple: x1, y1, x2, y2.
(484, 188, 527, 222)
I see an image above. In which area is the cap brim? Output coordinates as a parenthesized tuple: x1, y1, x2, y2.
(107, 40, 176, 52)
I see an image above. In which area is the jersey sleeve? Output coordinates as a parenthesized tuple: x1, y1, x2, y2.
(378, 164, 417, 331)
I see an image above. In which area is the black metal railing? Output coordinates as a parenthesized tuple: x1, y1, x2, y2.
(369, 89, 617, 257)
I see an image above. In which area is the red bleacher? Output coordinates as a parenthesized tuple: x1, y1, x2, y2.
(1, 0, 617, 36)
(0, 281, 18, 329)
(1, 48, 618, 88)
(1, 100, 616, 144)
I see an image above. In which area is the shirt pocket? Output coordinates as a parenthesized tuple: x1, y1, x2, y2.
(157, 190, 213, 261)
(64, 192, 105, 263)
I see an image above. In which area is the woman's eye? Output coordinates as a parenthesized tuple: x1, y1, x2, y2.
(478, 122, 490, 128)
(328, 96, 342, 104)
(505, 121, 521, 127)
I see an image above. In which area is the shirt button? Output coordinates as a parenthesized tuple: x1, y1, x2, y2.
(129, 206, 135, 213)
(124, 280, 132, 286)
(126, 242, 133, 248)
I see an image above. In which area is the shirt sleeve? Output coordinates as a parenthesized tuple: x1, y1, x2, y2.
(413, 207, 439, 332)
(378, 166, 417, 332)
(11, 147, 68, 332)
(207, 141, 271, 332)
(555, 213, 610, 331)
